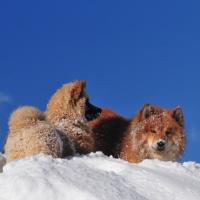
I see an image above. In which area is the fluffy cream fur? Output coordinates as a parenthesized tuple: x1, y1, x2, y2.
(46, 80, 95, 154)
(4, 106, 71, 162)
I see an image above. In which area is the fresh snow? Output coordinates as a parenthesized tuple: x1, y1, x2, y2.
(0, 152, 199, 200)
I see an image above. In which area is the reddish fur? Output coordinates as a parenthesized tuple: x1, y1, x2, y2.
(89, 104, 163, 157)
(120, 109, 185, 163)
(90, 104, 185, 163)
(89, 108, 130, 157)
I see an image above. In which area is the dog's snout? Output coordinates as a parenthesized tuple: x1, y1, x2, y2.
(157, 140, 165, 147)
(156, 140, 166, 151)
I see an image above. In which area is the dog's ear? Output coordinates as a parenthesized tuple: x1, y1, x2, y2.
(70, 80, 86, 102)
(140, 104, 157, 121)
(172, 107, 184, 127)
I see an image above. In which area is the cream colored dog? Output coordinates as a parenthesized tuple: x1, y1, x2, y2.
(5, 106, 74, 162)
(46, 80, 101, 155)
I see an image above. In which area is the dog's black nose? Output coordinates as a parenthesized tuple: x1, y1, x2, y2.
(157, 140, 165, 151)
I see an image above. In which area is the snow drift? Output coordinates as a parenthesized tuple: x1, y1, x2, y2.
(0, 152, 199, 200)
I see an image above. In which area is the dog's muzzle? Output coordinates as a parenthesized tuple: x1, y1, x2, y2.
(156, 140, 166, 151)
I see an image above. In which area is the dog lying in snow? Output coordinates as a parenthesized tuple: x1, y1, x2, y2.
(4, 80, 101, 162)
(4, 106, 73, 162)
(46, 80, 102, 155)
(120, 104, 185, 163)
(90, 104, 186, 163)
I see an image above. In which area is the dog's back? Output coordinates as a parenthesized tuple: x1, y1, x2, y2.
(90, 108, 130, 157)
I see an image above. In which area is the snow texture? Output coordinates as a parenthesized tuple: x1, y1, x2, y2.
(0, 152, 199, 200)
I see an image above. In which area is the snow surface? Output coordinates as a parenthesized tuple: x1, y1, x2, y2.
(0, 152, 200, 200)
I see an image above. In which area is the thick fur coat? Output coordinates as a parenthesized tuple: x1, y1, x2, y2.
(120, 105, 185, 163)
(4, 106, 73, 162)
(90, 104, 185, 163)
(89, 108, 130, 157)
(46, 80, 101, 155)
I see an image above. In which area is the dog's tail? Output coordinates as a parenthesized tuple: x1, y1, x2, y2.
(9, 106, 45, 134)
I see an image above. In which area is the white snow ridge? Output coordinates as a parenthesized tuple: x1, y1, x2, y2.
(0, 152, 199, 200)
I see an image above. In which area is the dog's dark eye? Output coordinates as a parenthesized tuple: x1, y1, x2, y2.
(151, 130, 156, 134)
(166, 131, 172, 137)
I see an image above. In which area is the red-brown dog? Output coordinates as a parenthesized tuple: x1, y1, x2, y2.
(90, 104, 185, 163)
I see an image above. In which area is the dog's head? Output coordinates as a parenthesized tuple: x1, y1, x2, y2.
(46, 80, 101, 123)
(9, 106, 45, 133)
(132, 104, 185, 161)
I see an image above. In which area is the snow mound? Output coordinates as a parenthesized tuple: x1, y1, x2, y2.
(0, 152, 200, 200)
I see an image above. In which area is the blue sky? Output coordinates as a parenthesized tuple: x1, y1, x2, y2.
(0, 0, 200, 162)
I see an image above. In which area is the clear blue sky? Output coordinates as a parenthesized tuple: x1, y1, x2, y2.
(0, 0, 200, 162)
